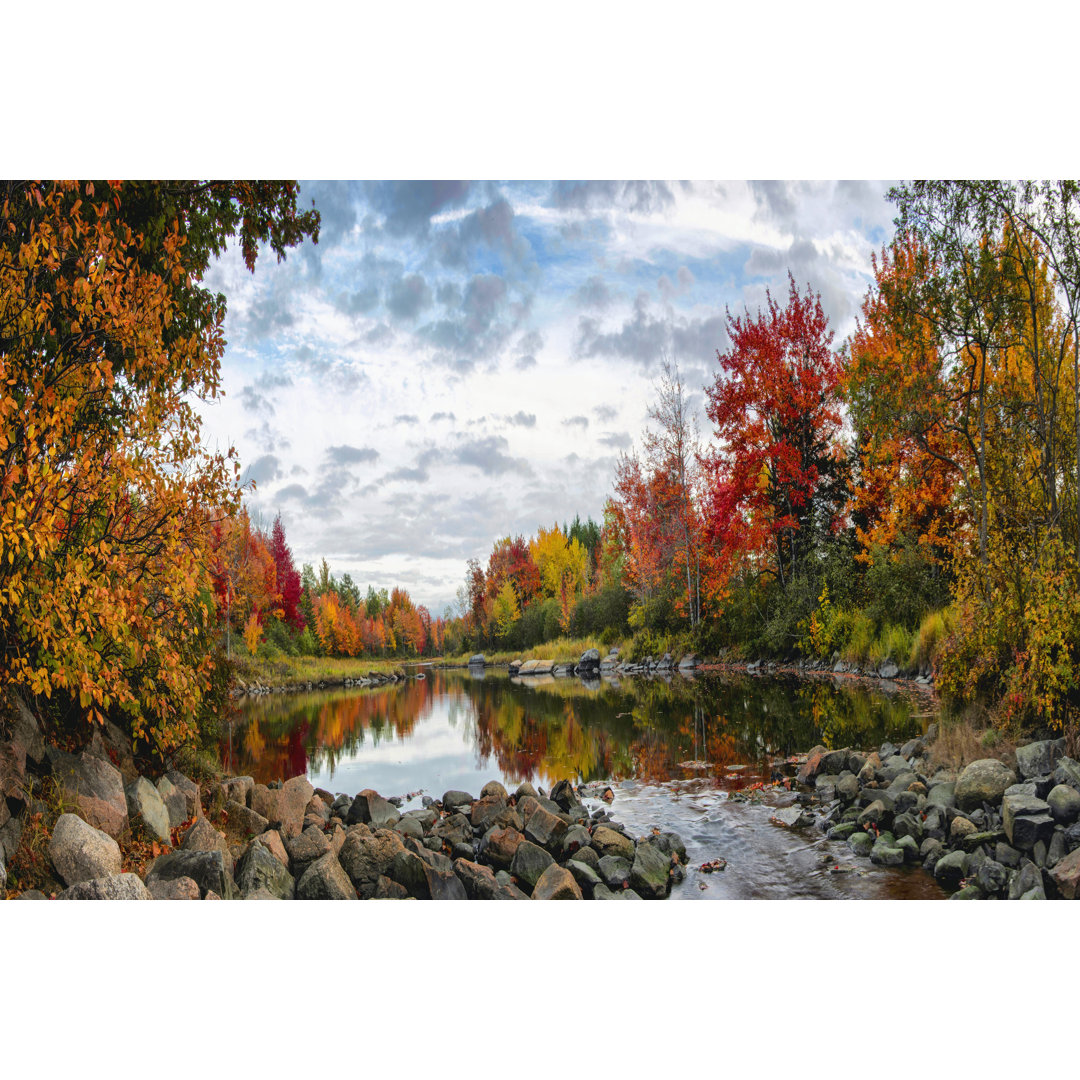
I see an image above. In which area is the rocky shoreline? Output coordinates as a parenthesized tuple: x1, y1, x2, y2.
(1, 694, 686, 900)
(787, 726, 1080, 899)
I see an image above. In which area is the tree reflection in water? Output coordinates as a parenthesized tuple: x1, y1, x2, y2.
(224, 670, 930, 791)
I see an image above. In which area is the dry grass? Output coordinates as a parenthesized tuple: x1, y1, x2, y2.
(238, 654, 410, 689)
(927, 705, 1018, 773)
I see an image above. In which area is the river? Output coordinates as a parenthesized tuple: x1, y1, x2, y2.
(223, 667, 945, 899)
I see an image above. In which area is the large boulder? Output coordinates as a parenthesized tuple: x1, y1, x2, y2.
(347, 789, 401, 829)
(387, 848, 465, 899)
(468, 654, 486, 666)
(10, 694, 46, 767)
(591, 825, 635, 863)
(510, 840, 554, 891)
(164, 771, 201, 820)
(339, 828, 405, 898)
(1016, 739, 1066, 780)
(223, 800, 270, 842)
(524, 804, 569, 852)
(285, 826, 331, 878)
(236, 839, 295, 899)
(532, 863, 583, 899)
(955, 759, 1016, 811)
(1048, 784, 1080, 824)
(58, 873, 152, 900)
(480, 826, 524, 870)
(1, 737, 29, 802)
(125, 776, 172, 844)
(1049, 848, 1080, 899)
(630, 841, 672, 899)
(48, 813, 122, 886)
(1002, 793, 1055, 850)
(251, 781, 309, 838)
(147, 876, 201, 900)
(181, 816, 233, 869)
(147, 849, 235, 899)
(156, 775, 190, 829)
(49, 748, 128, 838)
(295, 852, 356, 899)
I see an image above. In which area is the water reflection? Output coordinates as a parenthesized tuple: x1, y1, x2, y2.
(224, 669, 928, 792)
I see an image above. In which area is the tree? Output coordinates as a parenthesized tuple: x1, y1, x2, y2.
(0, 180, 318, 752)
(268, 514, 304, 631)
(703, 275, 845, 592)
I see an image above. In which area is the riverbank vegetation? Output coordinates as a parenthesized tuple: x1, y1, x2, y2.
(6, 179, 1080, 763)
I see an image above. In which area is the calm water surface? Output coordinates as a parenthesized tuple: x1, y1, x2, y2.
(223, 668, 944, 899)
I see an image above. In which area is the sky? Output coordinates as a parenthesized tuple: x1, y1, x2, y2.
(196, 179, 899, 615)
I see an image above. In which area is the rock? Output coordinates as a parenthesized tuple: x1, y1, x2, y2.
(250, 785, 296, 838)
(1052, 757, 1080, 791)
(49, 747, 128, 838)
(285, 826, 331, 878)
(797, 746, 828, 785)
(388, 848, 465, 899)
(339, 829, 406, 898)
(480, 780, 508, 801)
(772, 806, 813, 828)
(513, 781, 538, 801)
(895, 834, 920, 862)
(480, 826, 524, 870)
(630, 841, 671, 899)
(509, 840, 554, 891)
(10, 694, 46, 766)
(857, 800, 890, 828)
(293, 851, 355, 899)
(181, 816, 233, 868)
(1008, 860, 1045, 900)
(470, 796, 517, 834)
(147, 850, 235, 900)
(1015, 739, 1066, 780)
(549, 779, 580, 811)
(372, 876, 409, 899)
(236, 840, 295, 899)
(879, 660, 899, 679)
(848, 831, 874, 857)
(565, 859, 603, 896)
(155, 775, 190, 829)
(1002, 793, 1055, 850)
(934, 848, 968, 888)
(836, 774, 860, 802)
(926, 782, 956, 810)
(393, 816, 424, 840)
(591, 824, 636, 862)
(220, 776, 254, 807)
(955, 759, 1016, 812)
(870, 840, 905, 866)
(434, 812, 473, 854)
(879, 755, 911, 781)
(950, 816, 977, 843)
(976, 859, 1009, 895)
(58, 873, 152, 900)
(148, 875, 201, 900)
(532, 863, 583, 899)
(1049, 848, 1080, 898)
(453, 859, 501, 899)
(598, 854, 632, 889)
(124, 777, 173, 845)
(441, 790, 474, 814)
(558, 824, 592, 861)
(1047, 784, 1080, 824)
(524, 804, 569, 852)
(164, 771, 201, 820)
(48, 813, 122, 886)
(223, 800, 269, 842)
(468, 654, 485, 666)
(346, 789, 401, 830)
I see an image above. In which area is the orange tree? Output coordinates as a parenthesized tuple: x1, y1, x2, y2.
(0, 181, 318, 753)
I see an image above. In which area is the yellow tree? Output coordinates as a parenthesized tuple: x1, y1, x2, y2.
(0, 181, 318, 752)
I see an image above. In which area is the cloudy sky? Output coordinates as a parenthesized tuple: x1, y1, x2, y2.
(197, 180, 898, 615)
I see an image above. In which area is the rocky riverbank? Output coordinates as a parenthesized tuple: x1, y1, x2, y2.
(1, 693, 686, 900)
(787, 726, 1080, 899)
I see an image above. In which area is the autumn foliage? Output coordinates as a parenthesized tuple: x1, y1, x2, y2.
(0, 180, 318, 753)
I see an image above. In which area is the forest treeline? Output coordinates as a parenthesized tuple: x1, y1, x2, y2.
(4, 180, 1080, 759)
